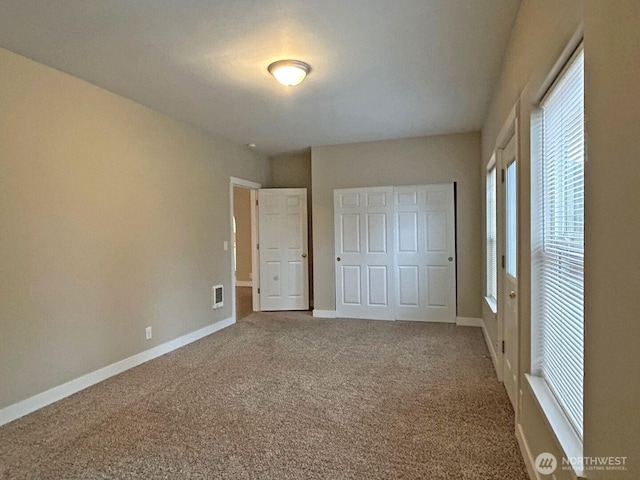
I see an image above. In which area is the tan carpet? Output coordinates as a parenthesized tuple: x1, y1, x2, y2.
(0, 312, 528, 479)
(236, 286, 253, 321)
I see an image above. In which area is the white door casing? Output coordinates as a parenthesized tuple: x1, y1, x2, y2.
(395, 184, 456, 323)
(334, 187, 396, 320)
(258, 188, 309, 311)
(501, 134, 518, 409)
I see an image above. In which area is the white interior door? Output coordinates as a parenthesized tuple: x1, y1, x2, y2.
(395, 184, 456, 322)
(258, 188, 309, 311)
(501, 135, 518, 409)
(334, 187, 395, 320)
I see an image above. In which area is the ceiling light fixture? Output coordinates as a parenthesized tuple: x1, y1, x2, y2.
(268, 59, 311, 87)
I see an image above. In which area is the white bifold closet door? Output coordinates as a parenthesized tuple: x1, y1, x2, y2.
(334, 187, 396, 320)
(394, 184, 456, 322)
(334, 184, 456, 322)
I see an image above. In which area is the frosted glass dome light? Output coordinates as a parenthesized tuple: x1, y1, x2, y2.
(268, 60, 311, 87)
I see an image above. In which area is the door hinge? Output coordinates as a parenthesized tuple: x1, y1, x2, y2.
(502, 341, 505, 354)
(501, 255, 505, 269)
(501, 168, 505, 183)
(256, 199, 258, 206)
(256, 243, 259, 250)
(257, 287, 260, 294)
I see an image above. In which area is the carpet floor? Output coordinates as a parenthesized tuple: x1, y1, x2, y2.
(0, 312, 528, 479)
(236, 286, 253, 321)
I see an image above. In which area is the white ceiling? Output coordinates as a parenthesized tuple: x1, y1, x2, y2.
(0, 1, 520, 156)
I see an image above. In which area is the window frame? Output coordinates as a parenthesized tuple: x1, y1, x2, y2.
(529, 42, 585, 474)
(485, 158, 498, 308)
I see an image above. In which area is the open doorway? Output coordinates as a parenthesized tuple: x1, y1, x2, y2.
(229, 178, 310, 318)
(230, 177, 261, 322)
(233, 186, 254, 320)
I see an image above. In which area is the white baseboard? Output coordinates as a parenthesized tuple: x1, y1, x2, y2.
(516, 423, 540, 480)
(455, 316, 483, 327)
(313, 309, 337, 318)
(235, 280, 253, 287)
(402, 317, 454, 324)
(315, 311, 473, 324)
(0, 316, 235, 427)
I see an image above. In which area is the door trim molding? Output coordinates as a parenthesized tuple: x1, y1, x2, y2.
(230, 177, 261, 190)
(496, 103, 520, 414)
(230, 177, 261, 319)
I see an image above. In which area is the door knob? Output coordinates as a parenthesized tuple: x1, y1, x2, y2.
(337, 257, 341, 262)
(302, 253, 307, 258)
(509, 291, 516, 299)
(448, 257, 453, 262)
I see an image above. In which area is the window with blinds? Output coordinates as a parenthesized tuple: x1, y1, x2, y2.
(535, 47, 584, 437)
(486, 167, 497, 301)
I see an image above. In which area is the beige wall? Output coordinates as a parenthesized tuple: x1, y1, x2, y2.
(584, 1, 640, 476)
(311, 133, 482, 318)
(232, 187, 252, 283)
(0, 47, 270, 410)
(482, 1, 640, 477)
(270, 150, 311, 191)
(270, 151, 314, 306)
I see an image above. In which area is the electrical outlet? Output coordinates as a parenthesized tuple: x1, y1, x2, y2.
(145, 326, 152, 340)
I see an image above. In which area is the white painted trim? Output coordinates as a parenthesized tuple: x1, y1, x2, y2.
(230, 176, 261, 190)
(516, 423, 542, 480)
(482, 320, 502, 381)
(235, 280, 253, 287)
(484, 295, 498, 315)
(496, 104, 520, 416)
(250, 189, 260, 312)
(402, 318, 453, 324)
(455, 316, 483, 327)
(313, 309, 337, 318)
(0, 316, 234, 427)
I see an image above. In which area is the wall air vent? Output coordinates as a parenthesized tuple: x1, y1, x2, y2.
(212, 285, 223, 309)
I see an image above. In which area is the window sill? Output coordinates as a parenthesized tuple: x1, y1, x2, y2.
(484, 296, 497, 315)
(525, 374, 585, 479)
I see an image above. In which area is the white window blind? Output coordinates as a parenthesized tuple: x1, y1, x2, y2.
(486, 167, 497, 300)
(537, 47, 584, 437)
